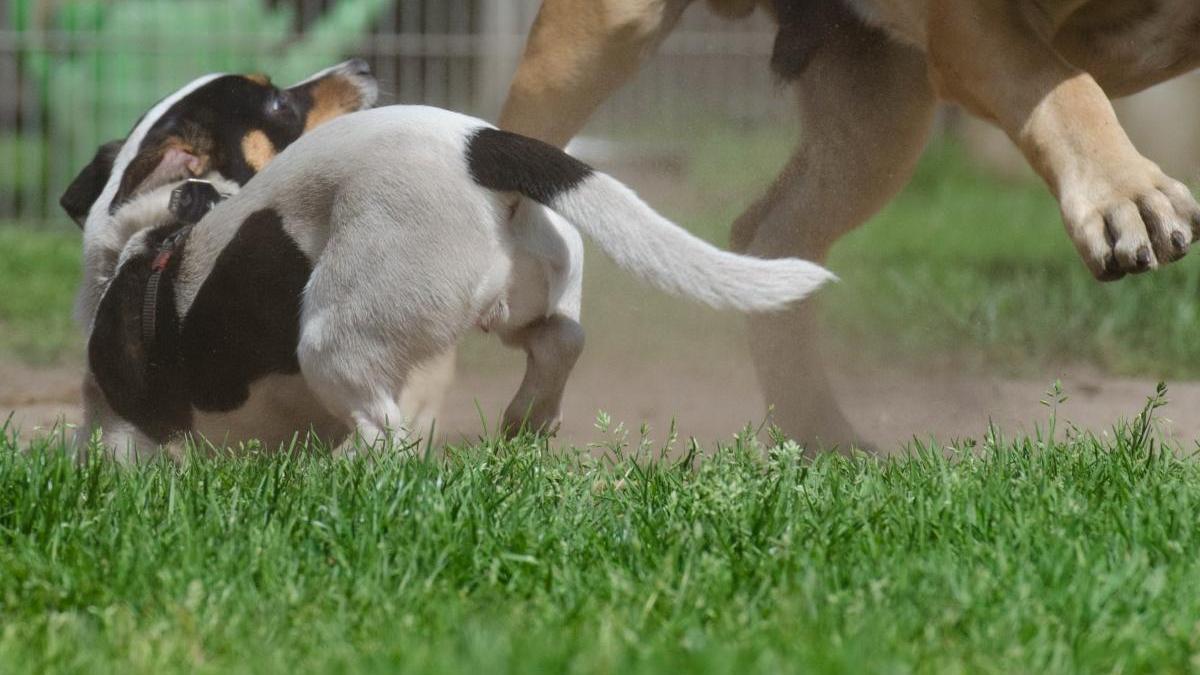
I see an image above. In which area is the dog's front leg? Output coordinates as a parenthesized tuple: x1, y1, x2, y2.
(927, 0, 1200, 280)
(500, 0, 690, 146)
(77, 371, 159, 464)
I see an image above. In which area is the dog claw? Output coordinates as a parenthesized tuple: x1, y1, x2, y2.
(1135, 246, 1152, 269)
(1100, 252, 1124, 281)
(1073, 173, 1200, 278)
(1172, 230, 1189, 252)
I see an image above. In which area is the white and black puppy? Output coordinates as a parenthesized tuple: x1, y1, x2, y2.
(72, 84, 833, 461)
(66, 61, 377, 458)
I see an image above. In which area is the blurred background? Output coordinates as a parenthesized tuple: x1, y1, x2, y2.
(3, 0, 1200, 449)
(0, 0, 798, 224)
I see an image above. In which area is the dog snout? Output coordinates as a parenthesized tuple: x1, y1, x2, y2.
(336, 58, 378, 108)
(328, 58, 373, 83)
(341, 58, 371, 77)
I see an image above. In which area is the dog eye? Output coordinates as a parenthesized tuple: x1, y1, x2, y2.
(266, 93, 290, 116)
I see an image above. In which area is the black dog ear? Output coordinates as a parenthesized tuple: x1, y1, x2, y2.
(60, 139, 123, 228)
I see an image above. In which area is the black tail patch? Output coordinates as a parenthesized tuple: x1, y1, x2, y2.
(465, 127, 593, 205)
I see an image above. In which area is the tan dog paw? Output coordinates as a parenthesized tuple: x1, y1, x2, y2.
(1062, 164, 1199, 281)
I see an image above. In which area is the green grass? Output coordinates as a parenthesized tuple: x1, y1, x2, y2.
(0, 226, 81, 364)
(0, 135, 47, 196)
(3, 390, 1200, 673)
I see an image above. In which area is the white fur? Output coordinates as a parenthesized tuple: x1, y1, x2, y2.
(550, 173, 834, 311)
(291, 61, 358, 87)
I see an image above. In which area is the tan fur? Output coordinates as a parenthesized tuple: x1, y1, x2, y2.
(304, 77, 368, 132)
(499, 0, 692, 145)
(115, 136, 209, 207)
(496, 0, 1200, 449)
(240, 130, 276, 173)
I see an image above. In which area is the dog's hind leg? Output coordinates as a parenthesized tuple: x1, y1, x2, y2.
(341, 398, 411, 457)
(297, 323, 418, 456)
(734, 20, 937, 453)
(496, 201, 586, 438)
(499, 315, 586, 438)
(302, 362, 413, 457)
(297, 182, 496, 456)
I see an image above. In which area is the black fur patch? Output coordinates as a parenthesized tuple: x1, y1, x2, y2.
(89, 209, 311, 442)
(465, 127, 593, 205)
(769, 0, 878, 80)
(179, 209, 311, 413)
(105, 74, 322, 216)
(88, 221, 194, 442)
(60, 140, 122, 228)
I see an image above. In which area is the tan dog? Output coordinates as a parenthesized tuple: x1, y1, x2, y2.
(488, 0, 1200, 449)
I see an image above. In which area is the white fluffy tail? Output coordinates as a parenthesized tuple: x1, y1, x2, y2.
(549, 173, 834, 312)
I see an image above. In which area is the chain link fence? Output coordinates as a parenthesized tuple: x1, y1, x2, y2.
(0, 0, 790, 228)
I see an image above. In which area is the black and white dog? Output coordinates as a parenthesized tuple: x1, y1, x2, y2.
(66, 60, 377, 459)
(68, 65, 833, 461)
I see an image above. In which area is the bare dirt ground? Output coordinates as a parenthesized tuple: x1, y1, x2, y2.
(447, 355, 1200, 451)
(6, 352, 1195, 454)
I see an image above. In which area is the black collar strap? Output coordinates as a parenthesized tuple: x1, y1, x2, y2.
(140, 180, 226, 353)
(140, 224, 193, 349)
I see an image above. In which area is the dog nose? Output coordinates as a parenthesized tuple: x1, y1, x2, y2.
(343, 58, 371, 77)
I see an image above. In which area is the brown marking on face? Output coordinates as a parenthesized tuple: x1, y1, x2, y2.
(114, 135, 210, 209)
(241, 129, 276, 172)
(245, 73, 271, 86)
(161, 123, 214, 176)
(303, 77, 365, 131)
